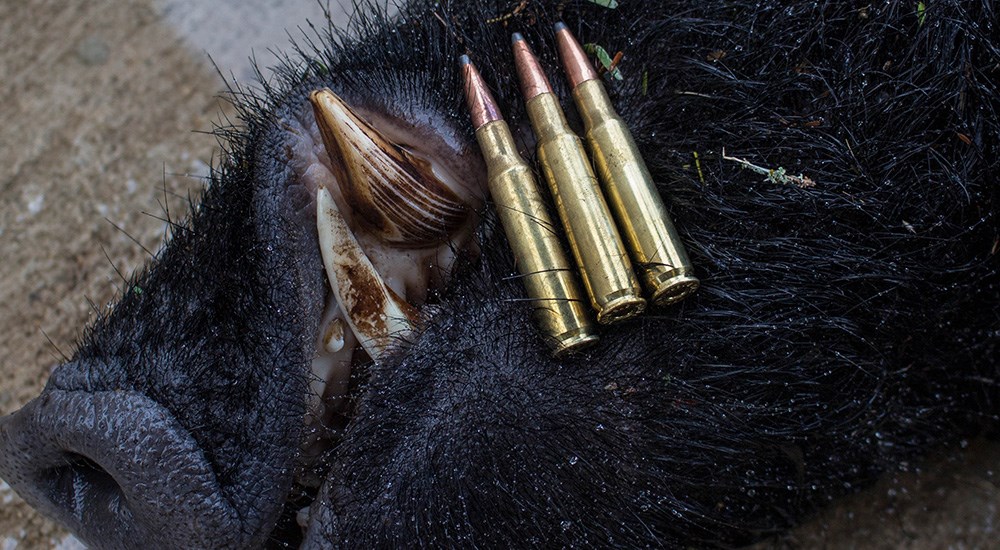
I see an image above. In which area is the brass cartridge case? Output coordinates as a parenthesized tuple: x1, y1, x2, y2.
(525, 92, 646, 324)
(572, 79, 699, 306)
(475, 120, 598, 355)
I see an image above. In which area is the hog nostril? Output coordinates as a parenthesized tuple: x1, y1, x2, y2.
(43, 452, 124, 516)
(62, 452, 105, 478)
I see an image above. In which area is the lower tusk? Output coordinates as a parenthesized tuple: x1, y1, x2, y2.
(316, 187, 417, 361)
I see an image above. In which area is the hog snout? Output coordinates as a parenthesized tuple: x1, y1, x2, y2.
(0, 382, 240, 549)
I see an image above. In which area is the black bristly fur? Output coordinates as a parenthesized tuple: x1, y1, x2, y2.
(299, 1, 1000, 546)
(0, 0, 998, 548)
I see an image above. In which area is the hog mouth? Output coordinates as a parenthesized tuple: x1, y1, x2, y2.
(282, 88, 487, 488)
(0, 80, 490, 549)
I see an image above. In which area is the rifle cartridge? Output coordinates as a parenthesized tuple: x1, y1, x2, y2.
(555, 22, 699, 306)
(513, 34, 645, 324)
(461, 55, 598, 355)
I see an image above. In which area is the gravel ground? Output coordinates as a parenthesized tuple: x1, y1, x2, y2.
(0, 1, 996, 548)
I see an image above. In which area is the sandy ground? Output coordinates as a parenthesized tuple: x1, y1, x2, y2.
(0, 1, 996, 548)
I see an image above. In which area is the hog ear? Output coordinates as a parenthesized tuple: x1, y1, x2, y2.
(0, 364, 279, 549)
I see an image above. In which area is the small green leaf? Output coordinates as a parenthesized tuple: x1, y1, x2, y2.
(583, 43, 623, 81)
(641, 70, 649, 96)
(585, 0, 619, 8)
(917, 2, 927, 27)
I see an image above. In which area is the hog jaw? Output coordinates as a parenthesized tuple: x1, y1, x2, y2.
(0, 23, 487, 549)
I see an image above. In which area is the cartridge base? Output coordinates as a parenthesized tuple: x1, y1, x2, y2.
(649, 269, 700, 307)
(596, 291, 646, 325)
(573, 78, 699, 310)
(550, 327, 600, 358)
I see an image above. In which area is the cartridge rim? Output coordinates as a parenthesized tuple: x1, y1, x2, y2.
(596, 292, 646, 325)
(650, 271, 700, 307)
(551, 329, 600, 358)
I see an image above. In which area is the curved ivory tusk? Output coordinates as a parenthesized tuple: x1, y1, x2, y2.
(316, 187, 418, 361)
(310, 89, 468, 247)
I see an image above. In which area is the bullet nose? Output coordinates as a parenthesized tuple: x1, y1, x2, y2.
(0, 384, 239, 549)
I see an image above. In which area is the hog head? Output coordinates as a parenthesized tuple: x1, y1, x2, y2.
(2, 1, 999, 548)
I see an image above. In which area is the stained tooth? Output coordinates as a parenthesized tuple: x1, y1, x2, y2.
(317, 187, 418, 361)
(310, 89, 468, 247)
(323, 318, 346, 354)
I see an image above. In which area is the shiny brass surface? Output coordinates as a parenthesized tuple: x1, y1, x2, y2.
(476, 120, 598, 356)
(526, 92, 646, 324)
(573, 79, 699, 306)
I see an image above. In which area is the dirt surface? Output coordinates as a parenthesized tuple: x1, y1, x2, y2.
(0, 1, 996, 548)
(0, 1, 223, 547)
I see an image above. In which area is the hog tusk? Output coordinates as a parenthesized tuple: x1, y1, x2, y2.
(316, 187, 418, 361)
(310, 88, 468, 247)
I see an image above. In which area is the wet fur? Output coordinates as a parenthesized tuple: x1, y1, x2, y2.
(298, 1, 1000, 546)
(2, 0, 999, 548)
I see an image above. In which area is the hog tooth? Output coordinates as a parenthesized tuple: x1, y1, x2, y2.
(322, 318, 346, 353)
(310, 88, 469, 247)
(296, 507, 311, 530)
(316, 187, 418, 361)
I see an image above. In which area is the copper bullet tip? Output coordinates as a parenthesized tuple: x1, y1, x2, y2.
(460, 55, 502, 130)
(554, 22, 598, 89)
(512, 33, 553, 101)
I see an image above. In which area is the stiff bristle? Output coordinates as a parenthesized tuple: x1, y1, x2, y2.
(5, 1, 996, 549)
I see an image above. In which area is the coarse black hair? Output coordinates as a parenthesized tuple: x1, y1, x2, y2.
(289, 1, 999, 546)
(0, 1, 997, 548)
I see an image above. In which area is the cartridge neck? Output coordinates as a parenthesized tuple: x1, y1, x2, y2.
(524, 92, 573, 142)
(571, 79, 618, 131)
